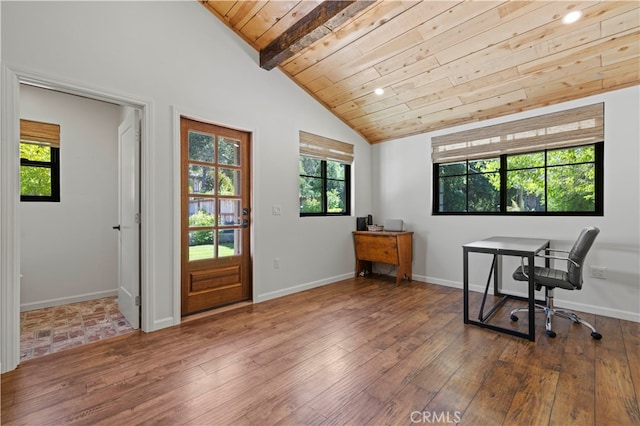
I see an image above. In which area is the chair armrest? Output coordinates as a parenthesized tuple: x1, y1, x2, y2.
(518, 251, 580, 278)
(535, 253, 580, 268)
(544, 248, 570, 254)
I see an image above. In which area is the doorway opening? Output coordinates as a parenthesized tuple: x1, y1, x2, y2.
(1, 67, 152, 373)
(17, 84, 141, 361)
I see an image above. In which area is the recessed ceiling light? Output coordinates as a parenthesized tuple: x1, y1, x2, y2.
(562, 10, 582, 24)
(374, 88, 384, 96)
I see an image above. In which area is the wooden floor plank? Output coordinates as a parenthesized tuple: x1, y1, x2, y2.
(242, 342, 382, 424)
(274, 404, 327, 426)
(365, 323, 458, 404)
(595, 346, 640, 425)
(365, 382, 436, 426)
(423, 373, 482, 422)
(319, 390, 385, 426)
(1, 277, 637, 426)
(549, 353, 595, 425)
(459, 361, 527, 425)
(503, 366, 559, 425)
(621, 320, 640, 408)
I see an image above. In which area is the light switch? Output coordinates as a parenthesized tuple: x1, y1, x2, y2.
(272, 205, 281, 215)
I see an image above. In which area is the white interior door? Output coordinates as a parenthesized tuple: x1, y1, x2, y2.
(117, 109, 140, 329)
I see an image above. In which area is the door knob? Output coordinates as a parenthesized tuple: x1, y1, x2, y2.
(113, 225, 121, 230)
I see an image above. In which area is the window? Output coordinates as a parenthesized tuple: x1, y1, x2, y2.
(435, 143, 603, 214)
(299, 131, 352, 216)
(20, 119, 61, 202)
(432, 104, 604, 215)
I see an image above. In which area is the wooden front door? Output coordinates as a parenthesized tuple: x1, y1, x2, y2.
(180, 117, 251, 316)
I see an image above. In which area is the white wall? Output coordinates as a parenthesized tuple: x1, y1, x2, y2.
(4, 2, 634, 366)
(373, 86, 640, 322)
(19, 85, 121, 310)
(1, 1, 372, 329)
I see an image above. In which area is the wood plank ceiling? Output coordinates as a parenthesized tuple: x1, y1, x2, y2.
(202, 1, 640, 144)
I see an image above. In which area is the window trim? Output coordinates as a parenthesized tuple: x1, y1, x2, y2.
(299, 157, 351, 217)
(432, 142, 603, 216)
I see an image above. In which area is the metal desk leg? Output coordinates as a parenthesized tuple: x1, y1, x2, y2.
(493, 254, 502, 296)
(463, 248, 469, 324)
(478, 255, 508, 322)
(527, 253, 536, 341)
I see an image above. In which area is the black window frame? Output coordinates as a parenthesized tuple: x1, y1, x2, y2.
(299, 157, 351, 217)
(433, 142, 603, 216)
(20, 143, 61, 202)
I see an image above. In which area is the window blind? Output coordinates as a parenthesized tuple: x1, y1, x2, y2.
(20, 119, 60, 148)
(431, 103, 603, 164)
(300, 130, 354, 164)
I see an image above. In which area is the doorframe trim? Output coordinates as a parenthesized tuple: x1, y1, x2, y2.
(171, 107, 255, 323)
(0, 65, 155, 372)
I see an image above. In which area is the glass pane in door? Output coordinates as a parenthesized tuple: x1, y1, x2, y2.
(189, 131, 215, 163)
(219, 199, 241, 226)
(189, 230, 214, 261)
(189, 165, 216, 194)
(218, 137, 241, 166)
(218, 168, 240, 195)
(188, 198, 216, 226)
(218, 229, 241, 257)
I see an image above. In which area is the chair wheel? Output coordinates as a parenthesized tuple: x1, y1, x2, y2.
(591, 332, 602, 340)
(510, 314, 519, 322)
(546, 330, 557, 338)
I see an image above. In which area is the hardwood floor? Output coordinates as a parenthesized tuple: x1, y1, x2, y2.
(2, 276, 639, 425)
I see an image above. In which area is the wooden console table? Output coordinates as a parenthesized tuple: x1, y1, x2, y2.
(352, 231, 413, 286)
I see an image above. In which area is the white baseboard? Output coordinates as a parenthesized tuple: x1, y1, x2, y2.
(20, 289, 118, 312)
(554, 300, 640, 323)
(152, 316, 177, 331)
(424, 275, 639, 323)
(254, 272, 354, 303)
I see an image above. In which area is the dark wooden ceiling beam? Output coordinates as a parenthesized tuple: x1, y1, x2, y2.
(260, 0, 374, 71)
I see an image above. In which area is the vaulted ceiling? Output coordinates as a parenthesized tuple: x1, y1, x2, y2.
(202, 1, 640, 144)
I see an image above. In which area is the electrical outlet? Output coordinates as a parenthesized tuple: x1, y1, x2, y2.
(590, 266, 607, 279)
(272, 205, 281, 215)
(273, 258, 280, 269)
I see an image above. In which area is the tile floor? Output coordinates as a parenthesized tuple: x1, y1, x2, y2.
(20, 297, 135, 362)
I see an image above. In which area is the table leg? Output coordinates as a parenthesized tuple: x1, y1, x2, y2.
(478, 255, 509, 322)
(527, 253, 536, 341)
(463, 248, 469, 324)
(493, 254, 502, 295)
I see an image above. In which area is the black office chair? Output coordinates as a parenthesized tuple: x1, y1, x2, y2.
(510, 226, 602, 339)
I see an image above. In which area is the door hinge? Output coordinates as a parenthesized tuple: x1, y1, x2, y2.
(135, 213, 141, 224)
(135, 295, 141, 306)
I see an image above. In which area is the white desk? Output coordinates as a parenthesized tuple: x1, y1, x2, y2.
(463, 237, 550, 341)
